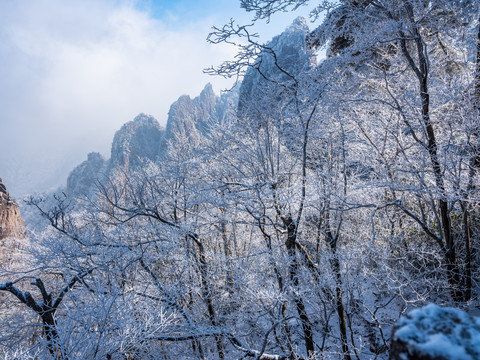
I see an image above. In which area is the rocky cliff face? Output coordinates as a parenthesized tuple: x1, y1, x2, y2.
(163, 83, 237, 149)
(238, 17, 315, 119)
(236, 17, 315, 162)
(67, 152, 106, 196)
(110, 113, 165, 171)
(0, 178, 25, 240)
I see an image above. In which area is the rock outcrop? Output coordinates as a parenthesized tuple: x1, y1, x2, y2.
(390, 304, 480, 360)
(0, 178, 25, 240)
(67, 152, 106, 196)
(238, 17, 315, 119)
(163, 83, 237, 150)
(110, 113, 165, 171)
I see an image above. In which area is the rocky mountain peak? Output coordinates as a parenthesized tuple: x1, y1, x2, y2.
(238, 17, 315, 117)
(132, 113, 159, 126)
(199, 83, 215, 101)
(66, 152, 106, 196)
(111, 113, 164, 171)
(64, 85, 238, 197)
(164, 84, 236, 148)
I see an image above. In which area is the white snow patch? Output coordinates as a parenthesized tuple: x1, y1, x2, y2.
(394, 304, 480, 360)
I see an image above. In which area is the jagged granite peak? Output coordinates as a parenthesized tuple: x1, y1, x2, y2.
(164, 83, 238, 149)
(215, 83, 240, 125)
(0, 178, 25, 240)
(270, 16, 315, 74)
(66, 152, 106, 196)
(165, 94, 202, 147)
(63, 86, 237, 200)
(111, 113, 164, 170)
(195, 83, 217, 134)
(238, 16, 315, 117)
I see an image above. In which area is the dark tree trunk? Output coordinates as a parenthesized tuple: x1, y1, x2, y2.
(191, 236, 225, 360)
(221, 220, 234, 290)
(325, 221, 351, 360)
(285, 217, 315, 358)
(400, 1, 463, 301)
(462, 203, 472, 302)
(41, 310, 61, 358)
(257, 218, 294, 354)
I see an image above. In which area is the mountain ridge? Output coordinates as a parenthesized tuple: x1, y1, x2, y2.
(66, 84, 239, 197)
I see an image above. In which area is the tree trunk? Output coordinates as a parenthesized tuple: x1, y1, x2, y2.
(221, 219, 234, 290)
(191, 236, 225, 359)
(461, 17, 480, 303)
(401, 1, 462, 301)
(257, 219, 294, 354)
(41, 310, 62, 358)
(325, 218, 351, 360)
(462, 202, 472, 302)
(285, 217, 315, 358)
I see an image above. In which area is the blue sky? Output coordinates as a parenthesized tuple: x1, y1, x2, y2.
(140, 0, 241, 22)
(0, 0, 317, 196)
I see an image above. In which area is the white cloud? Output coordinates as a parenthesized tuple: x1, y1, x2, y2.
(0, 0, 237, 195)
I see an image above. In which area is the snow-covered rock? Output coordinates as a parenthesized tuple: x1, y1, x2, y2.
(238, 17, 315, 118)
(163, 83, 238, 150)
(390, 304, 480, 360)
(110, 113, 164, 171)
(66, 152, 106, 196)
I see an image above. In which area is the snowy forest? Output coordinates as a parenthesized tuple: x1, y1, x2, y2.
(2, 0, 480, 359)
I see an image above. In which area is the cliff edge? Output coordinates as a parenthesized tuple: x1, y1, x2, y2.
(0, 178, 25, 240)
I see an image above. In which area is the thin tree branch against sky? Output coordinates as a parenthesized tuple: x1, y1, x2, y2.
(0, 0, 313, 197)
